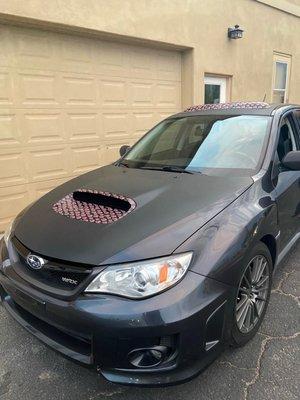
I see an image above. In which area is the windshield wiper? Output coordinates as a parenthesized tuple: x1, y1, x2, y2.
(138, 165, 194, 174)
(118, 162, 195, 174)
(138, 166, 163, 171)
(117, 161, 130, 168)
(162, 166, 194, 174)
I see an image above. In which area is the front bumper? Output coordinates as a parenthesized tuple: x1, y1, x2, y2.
(0, 239, 234, 386)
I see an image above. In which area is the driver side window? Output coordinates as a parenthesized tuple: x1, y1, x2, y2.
(276, 116, 299, 166)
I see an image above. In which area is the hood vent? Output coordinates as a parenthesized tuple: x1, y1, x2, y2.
(73, 190, 131, 212)
(53, 189, 136, 224)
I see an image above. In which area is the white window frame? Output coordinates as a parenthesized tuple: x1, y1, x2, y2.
(204, 76, 227, 104)
(272, 53, 291, 103)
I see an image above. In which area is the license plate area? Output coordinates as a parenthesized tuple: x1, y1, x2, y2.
(11, 287, 46, 314)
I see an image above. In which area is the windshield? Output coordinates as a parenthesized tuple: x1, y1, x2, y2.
(121, 115, 271, 176)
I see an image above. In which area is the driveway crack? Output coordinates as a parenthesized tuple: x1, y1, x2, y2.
(218, 360, 256, 371)
(273, 269, 295, 291)
(271, 287, 300, 305)
(243, 332, 300, 400)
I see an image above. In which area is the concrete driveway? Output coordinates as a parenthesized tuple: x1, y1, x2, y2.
(0, 244, 299, 400)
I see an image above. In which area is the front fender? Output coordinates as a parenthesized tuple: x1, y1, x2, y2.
(176, 182, 279, 287)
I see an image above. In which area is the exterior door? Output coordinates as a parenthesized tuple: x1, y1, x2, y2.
(274, 112, 300, 250)
(204, 76, 227, 104)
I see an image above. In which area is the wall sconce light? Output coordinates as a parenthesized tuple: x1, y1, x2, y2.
(228, 25, 244, 39)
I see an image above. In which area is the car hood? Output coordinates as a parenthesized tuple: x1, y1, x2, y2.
(14, 165, 253, 266)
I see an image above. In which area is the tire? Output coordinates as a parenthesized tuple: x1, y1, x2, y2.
(230, 242, 272, 347)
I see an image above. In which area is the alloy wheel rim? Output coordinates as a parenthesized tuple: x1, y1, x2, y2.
(235, 255, 270, 334)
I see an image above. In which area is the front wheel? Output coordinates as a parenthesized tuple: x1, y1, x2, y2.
(230, 242, 272, 347)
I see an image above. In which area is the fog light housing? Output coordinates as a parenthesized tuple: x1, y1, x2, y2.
(128, 346, 169, 368)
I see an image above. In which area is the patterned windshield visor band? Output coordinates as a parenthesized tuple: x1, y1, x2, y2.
(184, 102, 270, 112)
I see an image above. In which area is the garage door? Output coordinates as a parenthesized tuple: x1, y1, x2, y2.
(0, 25, 182, 232)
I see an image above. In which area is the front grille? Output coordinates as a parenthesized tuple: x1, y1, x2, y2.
(11, 237, 92, 294)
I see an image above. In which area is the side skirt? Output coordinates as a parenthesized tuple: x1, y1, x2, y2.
(274, 231, 300, 270)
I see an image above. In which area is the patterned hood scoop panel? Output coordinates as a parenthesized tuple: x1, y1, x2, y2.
(53, 189, 136, 224)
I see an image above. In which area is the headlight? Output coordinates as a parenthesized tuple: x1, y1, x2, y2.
(85, 252, 193, 299)
(3, 219, 14, 247)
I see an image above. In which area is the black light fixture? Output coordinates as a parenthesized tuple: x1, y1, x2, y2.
(228, 24, 244, 39)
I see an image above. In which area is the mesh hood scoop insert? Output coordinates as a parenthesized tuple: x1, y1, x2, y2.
(53, 189, 136, 224)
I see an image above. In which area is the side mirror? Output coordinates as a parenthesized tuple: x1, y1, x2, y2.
(282, 151, 300, 171)
(119, 145, 130, 157)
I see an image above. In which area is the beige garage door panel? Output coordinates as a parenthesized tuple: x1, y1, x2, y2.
(0, 25, 182, 231)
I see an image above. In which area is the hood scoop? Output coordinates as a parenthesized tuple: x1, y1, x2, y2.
(53, 189, 136, 224)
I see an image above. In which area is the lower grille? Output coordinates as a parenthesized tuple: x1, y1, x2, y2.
(11, 237, 92, 294)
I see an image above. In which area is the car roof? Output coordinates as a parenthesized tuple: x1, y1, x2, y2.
(170, 102, 300, 118)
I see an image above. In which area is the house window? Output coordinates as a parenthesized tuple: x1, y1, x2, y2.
(204, 76, 228, 104)
(272, 53, 291, 103)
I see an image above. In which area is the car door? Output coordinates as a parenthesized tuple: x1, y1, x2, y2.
(274, 111, 300, 251)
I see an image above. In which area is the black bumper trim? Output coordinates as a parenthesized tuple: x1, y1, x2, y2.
(1, 288, 93, 365)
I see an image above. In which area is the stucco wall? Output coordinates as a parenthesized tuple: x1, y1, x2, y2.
(0, 0, 299, 105)
(256, 0, 300, 16)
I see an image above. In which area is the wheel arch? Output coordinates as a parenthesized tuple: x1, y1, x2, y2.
(260, 234, 277, 268)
